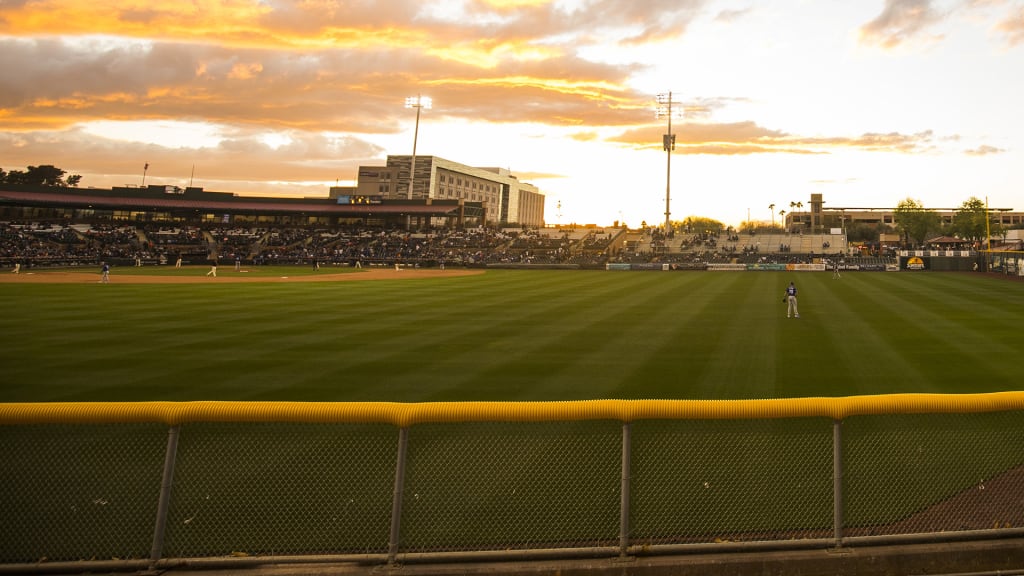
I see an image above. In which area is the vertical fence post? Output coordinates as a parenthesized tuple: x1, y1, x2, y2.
(149, 425, 181, 571)
(619, 422, 632, 557)
(388, 427, 410, 565)
(833, 419, 844, 548)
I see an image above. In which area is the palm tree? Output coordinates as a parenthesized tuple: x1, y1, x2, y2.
(769, 203, 776, 227)
(779, 209, 786, 230)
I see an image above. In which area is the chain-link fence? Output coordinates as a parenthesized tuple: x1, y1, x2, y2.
(1, 396, 1023, 572)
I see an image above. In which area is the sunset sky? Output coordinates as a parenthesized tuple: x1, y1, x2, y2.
(1, 0, 1021, 227)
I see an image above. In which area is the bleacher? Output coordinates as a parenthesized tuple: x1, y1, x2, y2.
(2, 220, 898, 269)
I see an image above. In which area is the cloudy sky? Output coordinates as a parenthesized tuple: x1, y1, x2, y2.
(1, 0, 1021, 227)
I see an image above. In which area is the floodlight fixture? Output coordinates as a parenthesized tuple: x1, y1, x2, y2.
(405, 95, 432, 110)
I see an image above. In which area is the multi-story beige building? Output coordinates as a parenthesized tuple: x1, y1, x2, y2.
(353, 156, 545, 227)
(784, 193, 1023, 232)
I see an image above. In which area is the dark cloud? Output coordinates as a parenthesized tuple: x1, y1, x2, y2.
(0, 38, 203, 110)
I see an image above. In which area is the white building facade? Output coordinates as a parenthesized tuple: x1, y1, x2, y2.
(356, 156, 545, 227)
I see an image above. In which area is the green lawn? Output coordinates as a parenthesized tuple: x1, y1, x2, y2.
(1, 269, 1020, 402)
(2, 269, 1023, 561)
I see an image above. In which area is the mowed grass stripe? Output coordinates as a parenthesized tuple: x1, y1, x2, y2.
(1, 271, 1022, 402)
(338, 271, 709, 400)
(844, 273, 1021, 392)
(686, 273, 784, 398)
(795, 274, 929, 396)
(463, 271, 711, 400)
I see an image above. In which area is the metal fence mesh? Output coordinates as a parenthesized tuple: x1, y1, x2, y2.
(2, 405, 1023, 568)
(843, 411, 1024, 536)
(0, 423, 167, 564)
(630, 418, 834, 544)
(399, 421, 621, 553)
(162, 422, 396, 558)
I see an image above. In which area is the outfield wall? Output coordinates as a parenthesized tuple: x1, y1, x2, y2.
(606, 263, 833, 271)
(899, 250, 981, 272)
(2, 394, 1024, 573)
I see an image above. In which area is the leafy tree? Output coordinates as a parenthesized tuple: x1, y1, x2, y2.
(0, 164, 81, 187)
(893, 198, 942, 248)
(952, 197, 1000, 243)
(738, 220, 775, 233)
(845, 221, 886, 243)
(679, 216, 725, 235)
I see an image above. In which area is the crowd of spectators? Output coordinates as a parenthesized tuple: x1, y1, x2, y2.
(2, 220, 878, 270)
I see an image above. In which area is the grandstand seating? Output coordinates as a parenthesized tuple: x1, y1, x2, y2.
(1, 221, 891, 269)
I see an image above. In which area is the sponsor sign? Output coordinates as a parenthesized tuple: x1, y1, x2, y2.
(903, 256, 928, 270)
(629, 263, 667, 271)
(668, 262, 708, 270)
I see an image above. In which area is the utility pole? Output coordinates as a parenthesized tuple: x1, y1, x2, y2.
(656, 92, 683, 237)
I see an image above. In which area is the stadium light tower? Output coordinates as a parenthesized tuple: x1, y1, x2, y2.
(656, 92, 683, 237)
(404, 95, 432, 200)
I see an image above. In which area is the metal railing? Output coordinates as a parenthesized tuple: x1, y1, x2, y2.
(2, 393, 1024, 573)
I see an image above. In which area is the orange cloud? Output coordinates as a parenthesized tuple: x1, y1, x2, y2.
(995, 5, 1024, 45)
(611, 122, 937, 155)
(964, 144, 1005, 156)
(858, 0, 946, 48)
(0, 127, 385, 187)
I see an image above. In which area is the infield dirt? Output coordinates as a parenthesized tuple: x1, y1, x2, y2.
(0, 268, 484, 284)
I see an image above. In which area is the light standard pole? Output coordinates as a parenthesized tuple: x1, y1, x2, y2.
(404, 95, 432, 201)
(656, 92, 682, 237)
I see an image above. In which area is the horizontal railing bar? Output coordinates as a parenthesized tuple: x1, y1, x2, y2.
(4, 531, 1024, 574)
(3, 393, 1024, 426)
(841, 527, 1024, 548)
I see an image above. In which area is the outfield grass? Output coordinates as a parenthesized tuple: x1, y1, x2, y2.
(1, 269, 1020, 402)
(2, 269, 1023, 560)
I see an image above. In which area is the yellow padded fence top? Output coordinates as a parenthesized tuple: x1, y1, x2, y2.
(2, 393, 1024, 426)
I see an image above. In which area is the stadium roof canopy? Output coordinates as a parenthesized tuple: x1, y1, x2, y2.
(0, 187, 477, 218)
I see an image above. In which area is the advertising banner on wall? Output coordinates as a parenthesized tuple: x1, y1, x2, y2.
(747, 263, 788, 271)
(902, 256, 929, 270)
(630, 263, 668, 271)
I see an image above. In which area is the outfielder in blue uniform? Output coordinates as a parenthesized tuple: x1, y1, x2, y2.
(785, 282, 799, 318)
